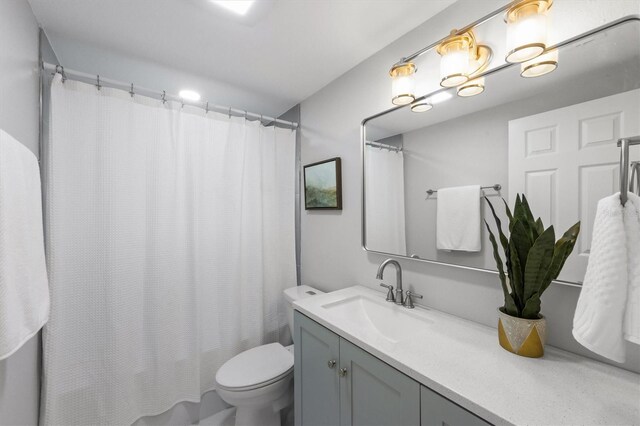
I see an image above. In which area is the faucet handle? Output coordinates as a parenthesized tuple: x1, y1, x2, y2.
(403, 290, 423, 309)
(379, 283, 395, 303)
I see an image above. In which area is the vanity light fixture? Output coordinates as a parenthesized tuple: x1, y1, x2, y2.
(436, 29, 492, 88)
(505, 0, 553, 63)
(520, 48, 558, 77)
(410, 101, 433, 113)
(457, 76, 485, 97)
(390, 62, 417, 105)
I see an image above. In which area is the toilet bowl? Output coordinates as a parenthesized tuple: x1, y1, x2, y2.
(215, 285, 324, 426)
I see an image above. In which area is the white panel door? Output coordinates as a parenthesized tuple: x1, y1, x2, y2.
(509, 89, 640, 283)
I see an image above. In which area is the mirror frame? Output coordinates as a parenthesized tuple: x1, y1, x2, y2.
(361, 15, 640, 289)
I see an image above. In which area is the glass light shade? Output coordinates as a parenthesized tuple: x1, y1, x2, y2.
(411, 102, 433, 113)
(521, 49, 558, 77)
(439, 39, 471, 87)
(457, 77, 485, 97)
(391, 75, 416, 105)
(505, 4, 549, 63)
(390, 63, 416, 105)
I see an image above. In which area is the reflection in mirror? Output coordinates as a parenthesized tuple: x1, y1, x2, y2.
(363, 21, 640, 285)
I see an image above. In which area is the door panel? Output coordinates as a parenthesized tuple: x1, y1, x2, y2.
(509, 88, 640, 283)
(339, 339, 420, 426)
(294, 312, 340, 426)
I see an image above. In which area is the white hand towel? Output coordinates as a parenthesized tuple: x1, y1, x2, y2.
(436, 185, 481, 252)
(623, 193, 640, 345)
(572, 192, 639, 363)
(0, 129, 49, 360)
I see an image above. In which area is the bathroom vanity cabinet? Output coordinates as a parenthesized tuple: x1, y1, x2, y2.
(294, 312, 488, 426)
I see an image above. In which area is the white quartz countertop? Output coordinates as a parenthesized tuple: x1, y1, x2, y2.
(293, 286, 640, 426)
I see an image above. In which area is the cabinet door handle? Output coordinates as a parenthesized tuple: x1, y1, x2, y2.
(339, 367, 348, 377)
(327, 359, 336, 369)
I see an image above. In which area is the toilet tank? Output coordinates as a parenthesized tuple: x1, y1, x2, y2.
(283, 285, 324, 341)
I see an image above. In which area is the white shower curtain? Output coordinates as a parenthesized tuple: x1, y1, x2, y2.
(41, 74, 297, 425)
(364, 145, 407, 255)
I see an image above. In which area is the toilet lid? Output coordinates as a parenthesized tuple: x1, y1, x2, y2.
(215, 343, 294, 390)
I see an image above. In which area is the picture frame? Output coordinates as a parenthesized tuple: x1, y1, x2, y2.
(303, 157, 342, 210)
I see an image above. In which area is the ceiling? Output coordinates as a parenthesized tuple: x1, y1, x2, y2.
(28, 0, 456, 116)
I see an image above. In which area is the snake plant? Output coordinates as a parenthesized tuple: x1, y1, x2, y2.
(484, 194, 580, 319)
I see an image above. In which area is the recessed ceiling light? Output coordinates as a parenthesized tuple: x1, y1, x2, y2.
(211, 1, 255, 15)
(430, 92, 453, 104)
(179, 90, 201, 102)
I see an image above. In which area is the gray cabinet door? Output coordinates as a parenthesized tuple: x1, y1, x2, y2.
(339, 339, 420, 426)
(421, 386, 490, 426)
(294, 312, 341, 426)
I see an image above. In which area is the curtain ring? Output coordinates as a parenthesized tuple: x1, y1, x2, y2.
(96, 75, 101, 91)
(227, 107, 231, 118)
(129, 83, 134, 98)
(56, 65, 67, 83)
(244, 110, 247, 121)
(161, 90, 167, 104)
(260, 114, 263, 125)
(206, 102, 210, 115)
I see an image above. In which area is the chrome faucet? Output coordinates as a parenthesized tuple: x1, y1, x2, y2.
(376, 259, 403, 305)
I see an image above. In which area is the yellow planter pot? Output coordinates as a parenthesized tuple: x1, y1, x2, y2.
(497, 309, 547, 358)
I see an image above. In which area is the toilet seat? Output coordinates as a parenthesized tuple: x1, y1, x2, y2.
(216, 343, 294, 392)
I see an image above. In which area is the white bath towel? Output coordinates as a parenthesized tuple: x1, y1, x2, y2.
(572, 192, 640, 363)
(0, 129, 49, 360)
(623, 193, 640, 345)
(436, 185, 481, 252)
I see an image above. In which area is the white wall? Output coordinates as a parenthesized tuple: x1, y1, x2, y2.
(41, 33, 295, 118)
(0, 1, 41, 424)
(300, 0, 640, 372)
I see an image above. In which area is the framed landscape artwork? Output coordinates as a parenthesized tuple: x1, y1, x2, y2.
(303, 157, 342, 210)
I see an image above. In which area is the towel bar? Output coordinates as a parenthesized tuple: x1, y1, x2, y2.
(618, 136, 640, 206)
(426, 184, 501, 196)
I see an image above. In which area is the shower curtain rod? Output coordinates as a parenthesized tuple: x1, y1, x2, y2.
(366, 141, 402, 152)
(42, 62, 299, 130)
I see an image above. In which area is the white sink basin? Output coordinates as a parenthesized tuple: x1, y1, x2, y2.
(320, 294, 432, 343)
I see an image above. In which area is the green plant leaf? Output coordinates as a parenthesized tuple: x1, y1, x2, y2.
(539, 221, 581, 295)
(522, 292, 542, 319)
(508, 240, 524, 313)
(535, 218, 545, 236)
(520, 194, 537, 227)
(511, 195, 522, 232)
(523, 226, 556, 305)
(510, 219, 532, 272)
(502, 198, 514, 223)
(513, 195, 537, 243)
(484, 196, 508, 255)
(485, 220, 518, 316)
(502, 198, 513, 220)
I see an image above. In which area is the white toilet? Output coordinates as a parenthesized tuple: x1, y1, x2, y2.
(215, 285, 324, 426)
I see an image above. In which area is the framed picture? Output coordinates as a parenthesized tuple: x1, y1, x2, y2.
(303, 157, 342, 210)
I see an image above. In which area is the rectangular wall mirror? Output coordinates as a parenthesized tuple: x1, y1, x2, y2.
(362, 19, 640, 286)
